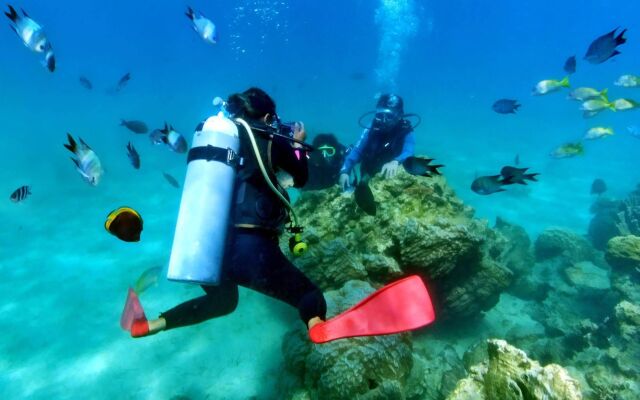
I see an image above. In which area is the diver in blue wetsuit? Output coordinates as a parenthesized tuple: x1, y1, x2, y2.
(339, 94, 416, 190)
(129, 88, 327, 337)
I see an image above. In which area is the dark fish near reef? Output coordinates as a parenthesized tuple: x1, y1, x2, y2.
(79, 76, 92, 90)
(116, 72, 131, 91)
(591, 179, 607, 195)
(514, 154, 520, 166)
(150, 123, 187, 153)
(492, 99, 520, 114)
(584, 28, 627, 64)
(10, 185, 31, 202)
(104, 207, 143, 242)
(120, 119, 148, 134)
(5, 5, 55, 72)
(126, 142, 140, 169)
(402, 156, 444, 177)
(563, 55, 576, 74)
(162, 172, 180, 188)
(354, 181, 376, 216)
(500, 166, 539, 185)
(134, 266, 162, 294)
(471, 175, 507, 195)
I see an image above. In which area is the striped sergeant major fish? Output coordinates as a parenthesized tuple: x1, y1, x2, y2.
(4, 5, 55, 72)
(63, 133, 104, 186)
(10, 185, 31, 202)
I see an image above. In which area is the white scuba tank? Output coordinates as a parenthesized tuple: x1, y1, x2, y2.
(167, 112, 240, 284)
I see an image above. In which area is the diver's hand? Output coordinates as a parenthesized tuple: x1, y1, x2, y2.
(381, 160, 400, 178)
(339, 173, 351, 191)
(292, 121, 305, 148)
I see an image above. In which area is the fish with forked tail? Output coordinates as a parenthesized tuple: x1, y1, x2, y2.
(63, 134, 104, 186)
(4, 5, 55, 71)
(126, 142, 140, 169)
(585, 27, 627, 64)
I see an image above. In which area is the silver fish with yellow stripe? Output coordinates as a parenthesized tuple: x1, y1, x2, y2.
(64, 133, 104, 186)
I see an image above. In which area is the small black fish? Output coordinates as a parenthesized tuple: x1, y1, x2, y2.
(162, 172, 180, 188)
(79, 76, 93, 90)
(354, 181, 376, 216)
(563, 55, 576, 74)
(514, 154, 520, 166)
(116, 72, 131, 91)
(10, 185, 31, 202)
(585, 28, 627, 64)
(471, 175, 506, 195)
(591, 178, 607, 195)
(402, 156, 444, 177)
(121, 119, 148, 134)
(500, 166, 539, 185)
(126, 142, 140, 169)
(492, 99, 520, 114)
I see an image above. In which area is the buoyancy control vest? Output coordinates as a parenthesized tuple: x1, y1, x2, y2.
(360, 120, 413, 176)
(232, 123, 290, 233)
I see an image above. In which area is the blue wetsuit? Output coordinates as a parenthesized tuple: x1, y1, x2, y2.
(340, 121, 415, 177)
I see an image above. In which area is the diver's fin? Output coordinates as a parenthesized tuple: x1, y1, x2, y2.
(120, 287, 147, 331)
(309, 275, 435, 344)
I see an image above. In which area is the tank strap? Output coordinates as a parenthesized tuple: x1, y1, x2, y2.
(187, 145, 242, 167)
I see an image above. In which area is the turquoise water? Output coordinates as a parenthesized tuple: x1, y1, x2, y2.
(1, 1, 639, 399)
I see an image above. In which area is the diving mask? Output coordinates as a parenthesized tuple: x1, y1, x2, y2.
(373, 108, 402, 129)
(317, 145, 336, 158)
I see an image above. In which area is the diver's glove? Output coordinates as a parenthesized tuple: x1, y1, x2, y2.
(339, 173, 351, 191)
(381, 160, 400, 178)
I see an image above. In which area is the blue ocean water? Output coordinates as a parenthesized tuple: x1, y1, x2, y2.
(1, 0, 639, 398)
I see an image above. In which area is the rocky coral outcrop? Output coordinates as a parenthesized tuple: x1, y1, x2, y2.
(605, 235, 640, 274)
(278, 280, 414, 400)
(588, 185, 640, 250)
(534, 227, 595, 264)
(290, 171, 512, 322)
(446, 339, 582, 400)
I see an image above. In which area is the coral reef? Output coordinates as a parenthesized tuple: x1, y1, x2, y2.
(605, 235, 640, 273)
(278, 280, 413, 400)
(534, 227, 595, 264)
(446, 339, 583, 399)
(289, 171, 513, 322)
(588, 185, 640, 250)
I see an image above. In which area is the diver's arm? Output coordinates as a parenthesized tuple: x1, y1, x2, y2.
(394, 130, 415, 163)
(339, 129, 369, 175)
(273, 135, 308, 188)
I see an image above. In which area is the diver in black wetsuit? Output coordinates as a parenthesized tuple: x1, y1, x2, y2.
(131, 88, 327, 337)
(303, 133, 349, 191)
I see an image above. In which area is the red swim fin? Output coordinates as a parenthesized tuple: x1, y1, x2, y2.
(309, 275, 436, 344)
(120, 287, 147, 331)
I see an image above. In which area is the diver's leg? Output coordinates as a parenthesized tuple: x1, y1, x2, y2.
(229, 232, 327, 327)
(132, 283, 239, 337)
(158, 283, 239, 330)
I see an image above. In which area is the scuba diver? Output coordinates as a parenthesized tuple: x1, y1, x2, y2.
(125, 87, 327, 337)
(303, 133, 350, 190)
(121, 88, 436, 343)
(339, 94, 418, 190)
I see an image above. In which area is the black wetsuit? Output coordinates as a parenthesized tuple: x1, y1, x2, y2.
(160, 129, 326, 329)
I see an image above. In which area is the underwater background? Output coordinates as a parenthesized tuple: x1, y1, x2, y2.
(1, 0, 639, 399)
